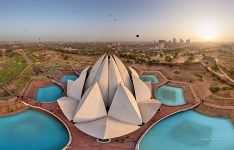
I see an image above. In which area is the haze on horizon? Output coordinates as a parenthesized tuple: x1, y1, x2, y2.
(0, 0, 233, 42)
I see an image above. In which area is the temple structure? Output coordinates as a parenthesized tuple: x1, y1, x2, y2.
(57, 54, 161, 139)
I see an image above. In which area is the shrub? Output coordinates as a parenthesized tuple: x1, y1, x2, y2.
(174, 52, 179, 58)
(148, 59, 159, 66)
(211, 64, 219, 70)
(194, 73, 203, 78)
(188, 56, 194, 61)
(159, 53, 163, 57)
(1, 107, 8, 114)
(230, 68, 234, 77)
(165, 56, 173, 62)
(222, 86, 232, 91)
(209, 86, 220, 93)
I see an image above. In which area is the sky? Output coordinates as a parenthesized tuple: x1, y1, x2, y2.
(0, 0, 233, 42)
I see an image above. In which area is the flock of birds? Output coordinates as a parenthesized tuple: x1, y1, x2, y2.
(23, 9, 140, 40)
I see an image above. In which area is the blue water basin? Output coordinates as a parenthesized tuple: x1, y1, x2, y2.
(140, 75, 159, 84)
(0, 109, 69, 150)
(139, 110, 234, 150)
(60, 74, 79, 83)
(154, 85, 185, 106)
(35, 85, 63, 102)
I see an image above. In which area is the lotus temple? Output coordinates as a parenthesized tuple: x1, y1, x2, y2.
(2, 53, 234, 150)
(57, 54, 161, 139)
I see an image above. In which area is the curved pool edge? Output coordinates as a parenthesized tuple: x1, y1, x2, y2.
(23, 102, 72, 150)
(52, 79, 66, 95)
(0, 107, 30, 117)
(23, 97, 60, 105)
(140, 75, 159, 84)
(35, 80, 65, 104)
(38, 80, 65, 104)
(23, 80, 65, 104)
(154, 84, 187, 106)
(55, 70, 79, 82)
(135, 107, 195, 150)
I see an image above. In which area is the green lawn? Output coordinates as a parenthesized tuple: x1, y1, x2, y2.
(7, 75, 32, 95)
(26, 51, 40, 62)
(0, 88, 10, 97)
(0, 53, 27, 86)
(22, 66, 35, 76)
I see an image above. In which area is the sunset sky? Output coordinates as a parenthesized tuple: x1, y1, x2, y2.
(0, 0, 233, 42)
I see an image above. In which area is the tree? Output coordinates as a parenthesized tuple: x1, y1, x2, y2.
(148, 59, 159, 66)
(61, 53, 69, 60)
(165, 56, 173, 62)
(174, 52, 179, 58)
(159, 52, 163, 57)
(211, 64, 219, 70)
(230, 68, 234, 77)
(188, 56, 194, 61)
(209, 86, 220, 93)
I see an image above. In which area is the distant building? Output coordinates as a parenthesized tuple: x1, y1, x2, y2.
(13, 45, 19, 48)
(180, 39, 184, 44)
(38, 43, 45, 47)
(158, 40, 166, 48)
(64, 47, 78, 51)
(57, 54, 161, 139)
(15, 49, 26, 52)
(173, 38, 176, 44)
(0, 49, 6, 59)
(186, 39, 191, 44)
(202, 55, 216, 66)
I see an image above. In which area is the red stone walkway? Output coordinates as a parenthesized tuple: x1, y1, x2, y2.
(203, 102, 234, 110)
(18, 66, 203, 150)
(21, 81, 201, 150)
(22, 97, 200, 150)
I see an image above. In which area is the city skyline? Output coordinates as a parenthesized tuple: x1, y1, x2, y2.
(0, 0, 234, 42)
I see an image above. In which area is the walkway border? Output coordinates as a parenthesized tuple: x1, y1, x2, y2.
(23, 80, 65, 104)
(22, 102, 72, 150)
(135, 103, 199, 150)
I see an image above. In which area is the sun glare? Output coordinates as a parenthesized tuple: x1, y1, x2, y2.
(200, 22, 218, 41)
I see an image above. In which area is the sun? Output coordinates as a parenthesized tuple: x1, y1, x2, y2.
(200, 22, 218, 41)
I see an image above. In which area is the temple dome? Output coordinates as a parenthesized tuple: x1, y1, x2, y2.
(57, 54, 161, 139)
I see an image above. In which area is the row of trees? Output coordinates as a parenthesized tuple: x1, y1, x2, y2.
(118, 50, 196, 66)
(230, 68, 234, 78)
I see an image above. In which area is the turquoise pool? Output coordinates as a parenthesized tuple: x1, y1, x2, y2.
(0, 109, 69, 150)
(139, 110, 234, 150)
(154, 85, 185, 106)
(140, 75, 159, 84)
(35, 85, 63, 102)
(61, 74, 79, 83)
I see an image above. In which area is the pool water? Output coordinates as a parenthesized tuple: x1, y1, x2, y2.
(35, 85, 63, 102)
(61, 74, 79, 83)
(140, 75, 159, 84)
(139, 110, 234, 150)
(154, 85, 185, 106)
(0, 109, 69, 150)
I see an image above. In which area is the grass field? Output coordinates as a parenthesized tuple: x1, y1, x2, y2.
(6, 75, 32, 95)
(22, 66, 35, 76)
(0, 101, 27, 114)
(0, 88, 10, 97)
(26, 51, 40, 62)
(0, 53, 27, 86)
